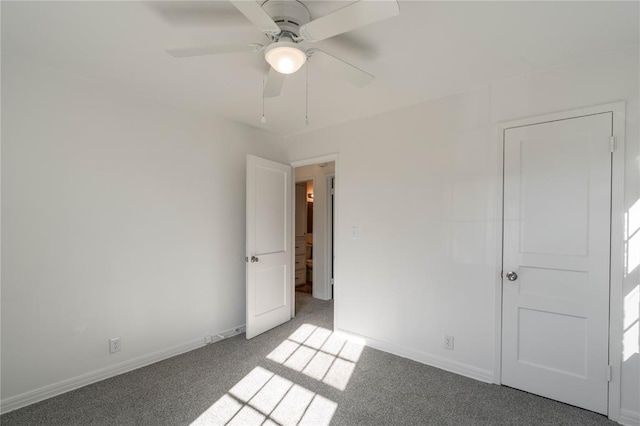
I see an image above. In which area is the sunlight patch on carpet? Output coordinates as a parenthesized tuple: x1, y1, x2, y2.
(267, 324, 365, 391)
(191, 366, 337, 426)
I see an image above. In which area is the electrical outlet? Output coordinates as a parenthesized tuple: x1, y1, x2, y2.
(444, 335, 454, 350)
(109, 338, 121, 354)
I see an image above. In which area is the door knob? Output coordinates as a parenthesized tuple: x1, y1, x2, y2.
(505, 271, 518, 281)
(251, 256, 259, 263)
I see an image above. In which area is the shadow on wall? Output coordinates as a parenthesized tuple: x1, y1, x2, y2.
(623, 198, 639, 363)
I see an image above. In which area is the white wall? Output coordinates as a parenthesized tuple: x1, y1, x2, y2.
(1, 55, 286, 409)
(282, 48, 639, 420)
(295, 163, 335, 300)
(2, 43, 637, 422)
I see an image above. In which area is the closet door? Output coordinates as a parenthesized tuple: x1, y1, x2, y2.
(502, 112, 612, 414)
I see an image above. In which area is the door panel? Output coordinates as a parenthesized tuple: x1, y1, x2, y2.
(518, 130, 590, 256)
(517, 308, 587, 377)
(246, 155, 292, 339)
(502, 113, 612, 414)
(255, 265, 287, 316)
(255, 165, 287, 255)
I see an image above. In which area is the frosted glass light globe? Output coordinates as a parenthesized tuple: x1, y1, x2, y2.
(265, 41, 307, 75)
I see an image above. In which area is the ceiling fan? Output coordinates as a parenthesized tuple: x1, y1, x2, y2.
(167, 0, 399, 98)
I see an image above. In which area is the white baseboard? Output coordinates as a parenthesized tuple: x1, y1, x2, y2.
(619, 409, 640, 426)
(336, 328, 494, 384)
(0, 324, 246, 415)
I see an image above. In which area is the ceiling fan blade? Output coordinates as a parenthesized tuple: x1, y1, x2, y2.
(300, 0, 399, 42)
(264, 67, 286, 98)
(167, 43, 263, 58)
(229, 0, 281, 35)
(310, 49, 374, 88)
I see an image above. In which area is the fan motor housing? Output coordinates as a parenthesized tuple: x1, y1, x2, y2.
(262, 0, 311, 37)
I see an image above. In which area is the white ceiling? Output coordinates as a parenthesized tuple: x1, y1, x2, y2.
(2, 1, 638, 137)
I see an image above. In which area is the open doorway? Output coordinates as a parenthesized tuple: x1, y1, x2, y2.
(294, 161, 335, 311)
(295, 180, 314, 294)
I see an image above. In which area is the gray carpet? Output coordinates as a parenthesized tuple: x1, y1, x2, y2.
(1, 293, 614, 425)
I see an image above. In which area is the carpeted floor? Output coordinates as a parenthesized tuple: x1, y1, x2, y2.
(1, 292, 614, 425)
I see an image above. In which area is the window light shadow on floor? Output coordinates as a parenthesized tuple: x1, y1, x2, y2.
(267, 324, 365, 391)
(190, 366, 337, 426)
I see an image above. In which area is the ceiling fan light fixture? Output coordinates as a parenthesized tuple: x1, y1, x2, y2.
(265, 40, 307, 75)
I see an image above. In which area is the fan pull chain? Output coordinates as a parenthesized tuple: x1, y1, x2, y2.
(305, 61, 309, 126)
(261, 75, 266, 124)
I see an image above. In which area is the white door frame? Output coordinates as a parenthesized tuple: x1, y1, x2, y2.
(493, 102, 626, 421)
(326, 174, 335, 300)
(290, 154, 339, 321)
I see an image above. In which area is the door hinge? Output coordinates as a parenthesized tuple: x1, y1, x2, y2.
(331, 278, 334, 285)
(607, 365, 612, 382)
(610, 136, 616, 153)
(331, 188, 335, 195)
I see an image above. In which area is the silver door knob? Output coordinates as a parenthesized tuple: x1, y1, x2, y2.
(251, 256, 259, 263)
(505, 271, 518, 281)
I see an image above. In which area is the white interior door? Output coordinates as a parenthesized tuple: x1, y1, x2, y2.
(246, 155, 292, 339)
(502, 113, 612, 414)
